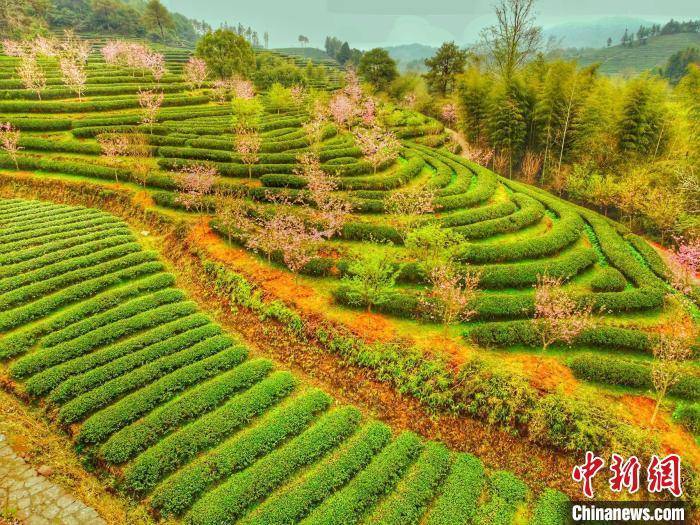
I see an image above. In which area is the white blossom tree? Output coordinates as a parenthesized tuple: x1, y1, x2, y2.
(183, 57, 208, 89)
(0, 122, 22, 168)
(175, 162, 219, 212)
(353, 126, 401, 173)
(532, 275, 593, 351)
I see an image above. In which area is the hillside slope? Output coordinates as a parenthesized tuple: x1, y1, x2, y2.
(560, 32, 700, 75)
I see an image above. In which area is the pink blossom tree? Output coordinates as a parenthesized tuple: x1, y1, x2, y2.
(650, 319, 697, 425)
(360, 97, 376, 127)
(144, 51, 166, 82)
(0, 123, 22, 168)
(17, 55, 46, 100)
(353, 127, 402, 173)
(295, 152, 353, 238)
(138, 88, 165, 128)
(33, 36, 56, 57)
(343, 67, 363, 102)
(211, 79, 233, 103)
(532, 275, 593, 351)
(329, 93, 355, 129)
(97, 133, 131, 182)
(232, 78, 255, 100)
(58, 30, 90, 64)
(669, 237, 700, 296)
(59, 57, 87, 100)
(290, 84, 305, 106)
(183, 57, 208, 89)
(175, 162, 219, 212)
(441, 103, 458, 127)
(421, 263, 480, 329)
(384, 186, 436, 238)
(248, 212, 321, 276)
(101, 41, 122, 65)
(214, 191, 254, 243)
(235, 129, 262, 178)
(2, 39, 25, 57)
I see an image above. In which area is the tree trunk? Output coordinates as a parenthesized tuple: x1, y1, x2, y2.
(650, 390, 665, 425)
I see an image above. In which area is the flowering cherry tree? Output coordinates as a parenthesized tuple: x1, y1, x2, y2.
(360, 97, 376, 127)
(183, 57, 208, 89)
(290, 84, 305, 106)
(58, 31, 90, 64)
(422, 263, 480, 328)
(343, 67, 363, 102)
(650, 319, 697, 425)
(97, 133, 131, 182)
(463, 143, 494, 166)
(138, 88, 164, 127)
(248, 212, 321, 276)
(0, 123, 22, 168)
(59, 57, 87, 100)
(533, 275, 593, 351)
(144, 51, 166, 82)
(214, 192, 254, 242)
(2, 39, 25, 57)
(440, 103, 458, 127)
(295, 152, 353, 238)
(669, 237, 700, 295)
(17, 55, 46, 100)
(384, 186, 435, 239)
(233, 78, 255, 100)
(211, 79, 233, 103)
(33, 36, 56, 57)
(175, 162, 219, 212)
(235, 129, 262, 178)
(101, 41, 121, 65)
(329, 93, 355, 129)
(353, 127, 401, 173)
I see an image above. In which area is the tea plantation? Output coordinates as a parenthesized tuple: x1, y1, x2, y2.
(0, 42, 695, 402)
(0, 198, 565, 524)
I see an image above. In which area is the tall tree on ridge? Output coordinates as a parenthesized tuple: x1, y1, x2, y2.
(143, 0, 174, 41)
(424, 41, 468, 95)
(481, 0, 541, 81)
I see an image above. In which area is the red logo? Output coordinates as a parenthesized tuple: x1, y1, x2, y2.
(572, 451, 606, 498)
(647, 454, 683, 497)
(609, 454, 641, 494)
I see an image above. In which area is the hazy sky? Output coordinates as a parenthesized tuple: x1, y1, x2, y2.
(164, 0, 698, 49)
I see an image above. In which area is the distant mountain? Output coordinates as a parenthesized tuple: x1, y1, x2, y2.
(383, 43, 437, 71)
(543, 17, 656, 49)
(556, 32, 700, 76)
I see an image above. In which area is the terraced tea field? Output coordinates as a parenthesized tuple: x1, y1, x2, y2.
(0, 35, 698, 520)
(0, 40, 698, 420)
(0, 198, 565, 524)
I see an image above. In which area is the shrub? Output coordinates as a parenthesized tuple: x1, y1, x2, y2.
(424, 453, 485, 525)
(672, 402, 700, 435)
(238, 422, 392, 525)
(123, 371, 298, 493)
(530, 489, 569, 525)
(24, 314, 212, 397)
(151, 388, 333, 516)
(185, 407, 362, 525)
(298, 431, 423, 525)
(60, 335, 243, 426)
(99, 358, 274, 464)
(590, 267, 627, 292)
(568, 353, 700, 400)
(365, 441, 451, 525)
